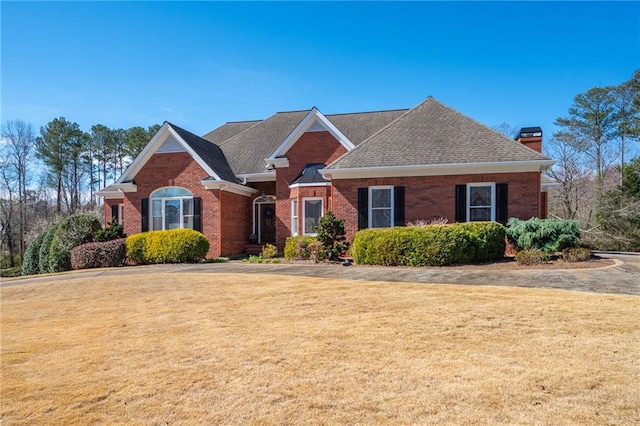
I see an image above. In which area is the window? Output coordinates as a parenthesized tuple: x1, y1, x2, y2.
(150, 187, 194, 231)
(117, 204, 124, 225)
(303, 197, 323, 235)
(291, 199, 298, 236)
(467, 183, 495, 222)
(369, 186, 394, 228)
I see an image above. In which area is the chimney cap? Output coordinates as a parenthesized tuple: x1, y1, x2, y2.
(516, 126, 542, 139)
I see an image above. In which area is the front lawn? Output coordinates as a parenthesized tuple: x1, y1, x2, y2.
(1, 274, 638, 424)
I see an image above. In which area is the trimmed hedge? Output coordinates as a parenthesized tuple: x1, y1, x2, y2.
(48, 214, 102, 272)
(126, 229, 209, 264)
(70, 239, 127, 270)
(351, 222, 506, 267)
(22, 232, 46, 275)
(38, 225, 59, 274)
(507, 217, 580, 254)
(284, 236, 317, 260)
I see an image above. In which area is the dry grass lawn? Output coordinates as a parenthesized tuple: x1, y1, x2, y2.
(1, 273, 639, 425)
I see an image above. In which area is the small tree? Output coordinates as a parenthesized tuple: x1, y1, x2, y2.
(315, 211, 349, 260)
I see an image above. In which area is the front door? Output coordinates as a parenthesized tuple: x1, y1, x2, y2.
(259, 203, 276, 243)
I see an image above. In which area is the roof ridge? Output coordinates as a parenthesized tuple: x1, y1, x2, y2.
(326, 108, 410, 117)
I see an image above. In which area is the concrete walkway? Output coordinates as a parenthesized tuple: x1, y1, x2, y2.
(2, 252, 639, 295)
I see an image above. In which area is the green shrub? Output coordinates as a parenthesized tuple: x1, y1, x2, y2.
(70, 239, 127, 270)
(261, 244, 277, 259)
(38, 225, 59, 274)
(48, 214, 102, 272)
(22, 232, 46, 275)
(351, 222, 505, 267)
(308, 240, 327, 263)
(125, 229, 209, 264)
(506, 217, 580, 254)
(316, 211, 349, 260)
(284, 236, 317, 260)
(95, 221, 126, 242)
(515, 248, 551, 265)
(562, 247, 592, 262)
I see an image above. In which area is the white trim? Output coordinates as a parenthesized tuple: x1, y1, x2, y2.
(466, 182, 496, 222)
(116, 123, 222, 184)
(117, 203, 124, 225)
(112, 182, 137, 192)
(266, 108, 355, 164)
(302, 197, 324, 236)
(149, 187, 194, 231)
(288, 182, 331, 189)
(252, 195, 276, 243)
(291, 199, 298, 237)
(263, 157, 290, 169)
(237, 172, 276, 183)
(201, 180, 258, 197)
(368, 186, 394, 228)
(320, 160, 556, 180)
(96, 190, 123, 199)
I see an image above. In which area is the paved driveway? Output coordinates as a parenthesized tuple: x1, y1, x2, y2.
(3, 252, 639, 295)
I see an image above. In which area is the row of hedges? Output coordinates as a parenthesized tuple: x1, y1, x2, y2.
(126, 229, 209, 264)
(70, 239, 127, 270)
(351, 222, 506, 267)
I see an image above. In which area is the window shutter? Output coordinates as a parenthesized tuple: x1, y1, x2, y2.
(193, 197, 202, 232)
(455, 185, 467, 222)
(357, 188, 368, 230)
(141, 198, 149, 232)
(111, 204, 119, 224)
(496, 183, 508, 225)
(394, 186, 405, 226)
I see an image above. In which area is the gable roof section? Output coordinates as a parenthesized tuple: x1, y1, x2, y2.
(115, 122, 239, 185)
(217, 110, 310, 175)
(324, 97, 554, 178)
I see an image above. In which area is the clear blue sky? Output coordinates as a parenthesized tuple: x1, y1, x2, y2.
(2, 1, 639, 140)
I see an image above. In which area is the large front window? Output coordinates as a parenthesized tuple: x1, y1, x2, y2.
(369, 186, 394, 228)
(467, 183, 495, 222)
(150, 187, 194, 230)
(303, 197, 323, 236)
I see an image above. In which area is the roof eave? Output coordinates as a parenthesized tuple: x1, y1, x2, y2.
(200, 179, 258, 197)
(320, 160, 556, 180)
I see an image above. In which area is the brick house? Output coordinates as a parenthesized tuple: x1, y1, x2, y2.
(98, 97, 554, 258)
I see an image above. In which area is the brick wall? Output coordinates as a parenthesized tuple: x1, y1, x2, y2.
(331, 172, 542, 243)
(122, 152, 223, 258)
(274, 131, 347, 249)
(220, 190, 252, 255)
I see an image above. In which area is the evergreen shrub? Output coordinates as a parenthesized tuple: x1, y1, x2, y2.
(351, 222, 506, 267)
(562, 247, 592, 262)
(515, 248, 551, 265)
(125, 229, 209, 264)
(22, 232, 46, 275)
(507, 217, 580, 254)
(315, 211, 349, 260)
(95, 221, 126, 242)
(70, 239, 126, 270)
(284, 236, 317, 260)
(48, 214, 102, 272)
(38, 225, 59, 274)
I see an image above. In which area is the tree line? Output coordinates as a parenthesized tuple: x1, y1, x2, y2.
(0, 119, 159, 267)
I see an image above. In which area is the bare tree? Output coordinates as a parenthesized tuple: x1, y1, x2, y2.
(492, 122, 520, 138)
(0, 150, 18, 266)
(1, 119, 35, 262)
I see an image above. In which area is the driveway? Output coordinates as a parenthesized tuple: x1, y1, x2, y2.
(2, 252, 639, 295)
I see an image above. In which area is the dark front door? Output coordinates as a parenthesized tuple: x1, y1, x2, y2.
(259, 203, 276, 243)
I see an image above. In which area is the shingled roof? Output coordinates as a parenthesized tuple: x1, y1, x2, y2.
(167, 122, 240, 183)
(202, 120, 260, 145)
(326, 97, 551, 170)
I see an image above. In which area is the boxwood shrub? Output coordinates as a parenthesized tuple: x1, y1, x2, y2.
(284, 236, 317, 260)
(351, 222, 506, 267)
(22, 232, 46, 275)
(48, 214, 102, 272)
(125, 229, 209, 264)
(70, 239, 127, 270)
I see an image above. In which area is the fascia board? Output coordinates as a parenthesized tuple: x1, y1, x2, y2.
(200, 180, 258, 197)
(237, 172, 276, 183)
(288, 182, 331, 189)
(96, 191, 124, 199)
(166, 127, 222, 181)
(320, 160, 556, 180)
(116, 122, 171, 183)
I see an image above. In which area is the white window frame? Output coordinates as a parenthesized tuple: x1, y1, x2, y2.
(117, 203, 124, 225)
(368, 186, 394, 228)
(467, 182, 496, 222)
(302, 197, 324, 236)
(291, 199, 298, 236)
(150, 187, 194, 231)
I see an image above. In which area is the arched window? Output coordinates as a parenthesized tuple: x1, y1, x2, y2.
(150, 187, 194, 230)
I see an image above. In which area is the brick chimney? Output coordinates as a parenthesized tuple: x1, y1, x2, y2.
(516, 127, 543, 153)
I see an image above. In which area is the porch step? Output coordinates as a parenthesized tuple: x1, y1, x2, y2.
(245, 244, 265, 255)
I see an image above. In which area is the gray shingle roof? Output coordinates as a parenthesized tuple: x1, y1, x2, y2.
(202, 120, 261, 145)
(327, 97, 551, 170)
(217, 110, 311, 175)
(326, 109, 408, 145)
(167, 122, 240, 183)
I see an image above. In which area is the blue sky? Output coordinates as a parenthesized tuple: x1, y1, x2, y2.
(2, 1, 639, 140)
